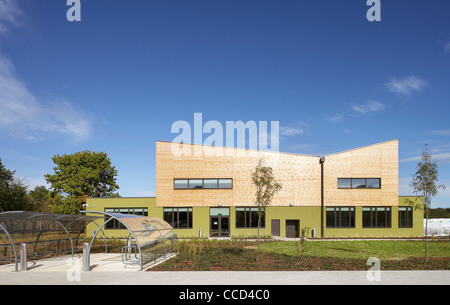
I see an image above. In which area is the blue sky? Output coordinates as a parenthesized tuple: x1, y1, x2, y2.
(0, 0, 449, 207)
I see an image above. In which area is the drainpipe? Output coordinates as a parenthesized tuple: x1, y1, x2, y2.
(319, 156, 325, 238)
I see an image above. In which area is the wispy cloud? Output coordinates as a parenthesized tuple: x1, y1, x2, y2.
(324, 113, 344, 123)
(385, 76, 428, 97)
(0, 0, 23, 35)
(279, 122, 310, 136)
(0, 55, 93, 142)
(430, 129, 450, 136)
(351, 100, 385, 114)
(400, 152, 450, 164)
(445, 41, 450, 54)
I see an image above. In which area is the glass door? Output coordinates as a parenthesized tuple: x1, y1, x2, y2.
(210, 217, 220, 237)
(210, 207, 230, 237)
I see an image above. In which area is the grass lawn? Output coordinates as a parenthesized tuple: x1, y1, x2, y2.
(259, 240, 450, 260)
(148, 239, 450, 271)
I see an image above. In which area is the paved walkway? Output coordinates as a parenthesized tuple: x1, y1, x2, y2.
(0, 254, 448, 285)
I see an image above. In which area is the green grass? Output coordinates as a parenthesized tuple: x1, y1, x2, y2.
(148, 239, 450, 271)
(259, 240, 450, 260)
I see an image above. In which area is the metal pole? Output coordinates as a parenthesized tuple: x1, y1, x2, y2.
(82, 243, 90, 271)
(20, 243, 27, 271)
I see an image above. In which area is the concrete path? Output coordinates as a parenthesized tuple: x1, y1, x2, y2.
(0, 254, 448, 285)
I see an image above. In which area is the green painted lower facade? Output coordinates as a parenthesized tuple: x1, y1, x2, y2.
(85, 196, 424, 239)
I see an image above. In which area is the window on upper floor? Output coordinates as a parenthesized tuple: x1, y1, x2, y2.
(338, 178, 381, 189)
(174, 178, 233, 189)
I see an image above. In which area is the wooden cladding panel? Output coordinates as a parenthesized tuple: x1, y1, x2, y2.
(323, 140, 398, 207)
(156, 140, 399, 208)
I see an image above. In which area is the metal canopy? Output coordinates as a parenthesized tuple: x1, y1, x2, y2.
(0, 211, 102, 271)
(82, 211, 178, 271)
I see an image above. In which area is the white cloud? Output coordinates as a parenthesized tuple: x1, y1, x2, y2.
(324, 113, 344, 123)
(445, 42, 450, 54)
(279, 122, 310, 136)
(385, 76, 428, 97)
(431, 129, 450, 136)
(0, 0, 23, 35)
(400, 152, 450, 164)
(0, 55, 93, 141)
(351, 100, 385, 114)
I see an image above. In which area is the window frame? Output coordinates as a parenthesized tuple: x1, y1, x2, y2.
(163, 207, 193, 229)
(362, 206, 391, 228)
(104, 207, 148, 230)
(235, 207, 265, 229)
(338, 178, 381, 189)
(326, 206, 355, 228)
(398, 206, 413, 228)
(174, 178, 233, 190)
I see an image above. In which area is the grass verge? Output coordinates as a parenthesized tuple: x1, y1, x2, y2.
(148, 239, 450, 271)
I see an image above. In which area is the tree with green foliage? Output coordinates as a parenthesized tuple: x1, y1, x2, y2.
(0, 158, 33, 212)
(45, 151, 120, 214)
(408, 145, 446, 261)
(28, 185, 51, 212)
(251, 159, 282, 262)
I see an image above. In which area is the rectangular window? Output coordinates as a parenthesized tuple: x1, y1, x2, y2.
(398, 207, 413, 228)
(174, 179, 233, 189)
(174, 179, 188, 189)
(104, 208, 148, 230)
(218, 179, 232, 189)
(362, 207, 391, 228)
(188, 179, 203, 189)
(204, 179, 218, 189)
(236, 207, 265, 228)
(338, 178, 381, 189)
(366, 178, 381, 189)
(326, 207, 355, 228)
(338, 178, 351, 189)
(163, 207, 193, 229)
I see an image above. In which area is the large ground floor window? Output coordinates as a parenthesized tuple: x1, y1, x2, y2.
(362, 207, 391, 228)
(104, 208, 148, 229)
(326, 207, 355, 228)
(398, 206, 413, 228)
(163, 207, 193, 229)
(236, 207, 265, 228)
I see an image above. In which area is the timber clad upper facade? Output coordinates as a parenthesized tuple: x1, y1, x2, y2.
(87, 139, 423, 238)
(156, 140, 398, 208)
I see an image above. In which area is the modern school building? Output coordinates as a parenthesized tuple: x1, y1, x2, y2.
(86, 140, 423, 239)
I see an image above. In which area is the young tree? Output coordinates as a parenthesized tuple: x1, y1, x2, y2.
(408, 145, 446, 261)
(45, 151, 120, 214)
(251, 159, 282, 262)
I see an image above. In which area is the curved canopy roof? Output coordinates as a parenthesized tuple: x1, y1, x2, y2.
(0, 211, 102, 271)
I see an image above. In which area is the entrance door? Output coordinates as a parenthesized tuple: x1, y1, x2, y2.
(210, 216, 230, 237)
(271, 219, 280, 237)
(286, 220, 299, 238)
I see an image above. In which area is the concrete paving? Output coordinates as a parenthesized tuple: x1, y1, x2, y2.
(0, 254, 448, 285)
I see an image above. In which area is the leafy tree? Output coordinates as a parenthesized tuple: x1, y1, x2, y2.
(28, 185, 51, 212)
(45, 151, 120, 214)
(408, 145, 446, 261)
(0, 158, 33, 212)
(251, 159, 282, 262)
